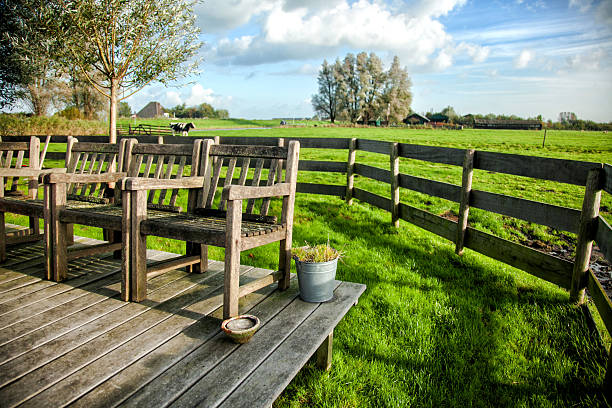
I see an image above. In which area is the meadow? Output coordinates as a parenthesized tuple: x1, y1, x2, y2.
(4, 118, 612, 406)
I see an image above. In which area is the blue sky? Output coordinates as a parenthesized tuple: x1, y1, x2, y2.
(126, 0, 612, 122)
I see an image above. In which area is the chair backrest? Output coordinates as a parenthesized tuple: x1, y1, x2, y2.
(65, 136, 128, 204)
(198, 140, 300, 217)
(0, 136, 40, 198)
(126, 139, 203, 212)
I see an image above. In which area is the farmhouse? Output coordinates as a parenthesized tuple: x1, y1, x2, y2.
(474, 118, 543, 130)
(136, 101, 166, 118)
(403, 112, 430, 125)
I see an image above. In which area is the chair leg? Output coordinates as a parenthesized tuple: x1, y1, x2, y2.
(66, 223, 74, 246)
(129, 190, 148, 302)
(224, 200, 242, 319)
(29, 216, 40, 236)
(45, 183, 67, 282)
(186, 242, 208, 273)
(278, 239, 291, 291)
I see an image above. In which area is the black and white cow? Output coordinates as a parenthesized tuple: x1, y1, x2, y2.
(169, 122, 195, 136)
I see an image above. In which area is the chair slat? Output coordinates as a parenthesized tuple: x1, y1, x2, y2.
(79, 153, 97, 195)
(219, 157, 237, 211)
(260, 159, 278, 215)
(206, 157, 224, 208)
(9, 150, 24, 192)
(238, 158, 250, 186)
(169, 156, 187, 207)
(148, 155, 166, 204)
(157, 155, 176, 204)
(98, 153, 116, 198)
(87, 153, 106, 196)
(246, 158, 264, 214)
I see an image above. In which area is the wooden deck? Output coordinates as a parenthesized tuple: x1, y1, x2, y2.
(0, 234, 365, 408)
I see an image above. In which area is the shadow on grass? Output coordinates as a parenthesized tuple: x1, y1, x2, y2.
(276, 196, 609, 407)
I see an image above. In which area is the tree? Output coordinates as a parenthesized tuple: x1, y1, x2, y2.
(339, 53, 362, 123)
(313, 53, 412, 125)
(0, 0, 29, 109)
(441, 106, 458, 123)
(358, 52, 386, 124)
(311, 59, 342, 123)
(383, 56, 412, 124)
(118, 102, 132, 118)
(19, 0, 202, 142)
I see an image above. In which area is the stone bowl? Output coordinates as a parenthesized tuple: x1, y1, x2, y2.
(221, 314, 260, 344)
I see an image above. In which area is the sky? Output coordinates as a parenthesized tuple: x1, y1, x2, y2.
(125, 0, 612, 122)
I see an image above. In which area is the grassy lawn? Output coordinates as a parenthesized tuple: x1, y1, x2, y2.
(5, 125, 612, 406)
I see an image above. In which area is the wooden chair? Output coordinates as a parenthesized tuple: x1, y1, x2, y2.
(42, 136, 130, 281)
(121, 139, 300, 318)
(0, 136, 63, 261)
(46, 139, 204, 296)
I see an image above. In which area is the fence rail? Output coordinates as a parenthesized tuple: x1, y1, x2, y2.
(6, 133, 612, 390)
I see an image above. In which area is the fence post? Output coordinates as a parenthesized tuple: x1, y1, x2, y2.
(391, 142, 400, 227)
(456, 149, 475, 255)
(346, 138, 356, 205)
(570, 168, 602, 303)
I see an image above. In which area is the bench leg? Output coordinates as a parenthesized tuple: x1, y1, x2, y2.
(315, 330, 333, 371)
(66, 223, 74, 246)
(29, 216, 40, 236)
(104, 229, 122, 259)
(125, 190, 148, 302)
(0, 211, 6, 263)
(278, 239, 291, 291)
(224, 199, 242, 319)
(186, 242, 207, 273)
(45, 182, 67, 282)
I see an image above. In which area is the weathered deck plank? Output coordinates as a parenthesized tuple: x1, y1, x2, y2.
(0, 239, 365, 408)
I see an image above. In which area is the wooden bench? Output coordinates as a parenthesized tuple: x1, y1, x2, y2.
(0, 136, 63, 262)
(42, 137, 129, 281)
(121, 140, 300, 318)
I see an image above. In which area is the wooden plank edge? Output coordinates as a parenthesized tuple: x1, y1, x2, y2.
(147, 255, 201, 279)
(238, 270, 282, 298)
(587, 269, 612, 336)
(596, 216, 612, 263)
(296, 183, 344, 197)
(67, 242, 122, 261)
(464, 227, 573, 289)
(471, 189, 581, 234)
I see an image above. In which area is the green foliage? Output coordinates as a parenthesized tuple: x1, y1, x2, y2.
(4, 127, 611, 406)
(56, 106, 82, 120)
(314, 53, 412, 124)
(118, 102, 132, 118)
(168, 102, 229, 119)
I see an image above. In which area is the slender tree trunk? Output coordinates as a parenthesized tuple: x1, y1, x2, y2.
(108, 77, 118, 144)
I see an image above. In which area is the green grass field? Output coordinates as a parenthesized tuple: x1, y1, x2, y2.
(6, 122, 612, 406)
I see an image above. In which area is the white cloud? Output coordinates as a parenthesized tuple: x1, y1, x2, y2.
(185, 84, 216, 106)
(206, 0, 484, 70)
(564, 48, 607, 71)
(164, 91, 182, 107)
(514, 50, 533, 68)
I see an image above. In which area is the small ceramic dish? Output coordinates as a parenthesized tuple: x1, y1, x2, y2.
(221, 314, 260, 344)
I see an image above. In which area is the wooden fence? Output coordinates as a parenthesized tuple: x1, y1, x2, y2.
(4, 134, 612, 390)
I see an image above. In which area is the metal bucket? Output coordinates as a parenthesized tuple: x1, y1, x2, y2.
(294, 257, 338, 302)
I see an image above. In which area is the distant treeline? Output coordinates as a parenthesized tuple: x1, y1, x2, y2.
(167, 103, 229, 119)
(427, 107, 612, 131)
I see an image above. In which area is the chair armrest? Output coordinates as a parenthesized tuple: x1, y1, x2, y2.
(43, 172, 127, 184)
(0, 168, 66, 177)
(120, 176, 205, 191)
(222, 183, 292, 201)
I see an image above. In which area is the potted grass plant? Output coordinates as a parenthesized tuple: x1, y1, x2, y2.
(292, 241, 343, 302)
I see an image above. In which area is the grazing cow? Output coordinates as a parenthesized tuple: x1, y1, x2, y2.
(169, 122, 195, 136)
